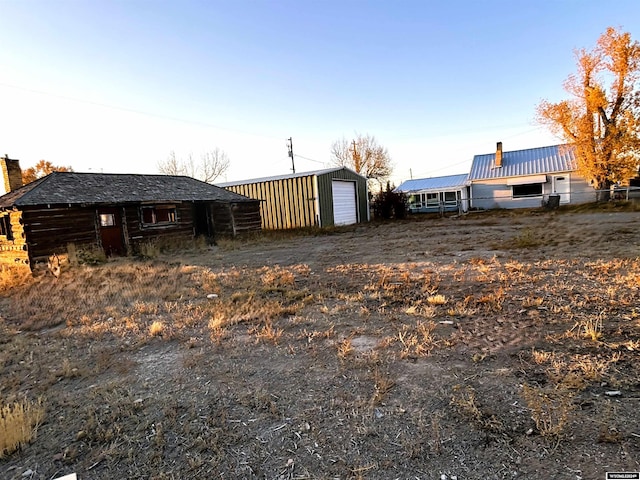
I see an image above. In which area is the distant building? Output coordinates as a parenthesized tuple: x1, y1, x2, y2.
(395, 174, 470, 214)
(0, 156, 261, 267)
(468, 143, 596, 209)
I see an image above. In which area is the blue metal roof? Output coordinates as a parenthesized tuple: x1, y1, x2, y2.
(468, 144, 577, 181)
(395, 173, 469, 193)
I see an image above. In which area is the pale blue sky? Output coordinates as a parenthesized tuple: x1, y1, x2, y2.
(1, 0, 639, 191)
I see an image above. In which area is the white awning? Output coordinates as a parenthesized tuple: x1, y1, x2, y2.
(506, 175, 547, 186)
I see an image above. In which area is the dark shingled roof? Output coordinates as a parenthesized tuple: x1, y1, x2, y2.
(0, 172, 257, 208)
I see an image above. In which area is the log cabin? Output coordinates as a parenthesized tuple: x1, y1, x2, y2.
(0, 156, 261, 267)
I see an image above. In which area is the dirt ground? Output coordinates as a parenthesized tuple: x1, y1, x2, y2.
(1, 206, 640, 479)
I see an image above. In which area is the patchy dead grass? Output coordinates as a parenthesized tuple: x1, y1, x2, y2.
(521, 384, 576, 438)
(1, 211, 640, 478)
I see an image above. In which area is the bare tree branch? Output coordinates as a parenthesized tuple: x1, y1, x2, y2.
(330, 133, 392, 188)
(200, 148, 230, 183)
(158, 149, 231, 183)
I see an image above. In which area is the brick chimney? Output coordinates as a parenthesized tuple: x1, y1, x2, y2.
(1, 155, 23, 193)
(495, 142, 503, 168)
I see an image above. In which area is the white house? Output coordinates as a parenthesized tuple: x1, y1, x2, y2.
(468, 143, 596, 210)
(396, 173, 470, 214)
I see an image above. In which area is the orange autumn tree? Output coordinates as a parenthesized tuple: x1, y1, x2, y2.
(537, 27, 640, 201)
(22, 160, 73, 184)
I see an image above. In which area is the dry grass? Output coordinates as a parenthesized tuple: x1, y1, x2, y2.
(450, 385, 483, 423)
(395, 321, 438, 358)
(249, 320, 284, 344)
(369, 368, 395, 408)
(582, 312, 604, 341)
(0, 397, 45, 458)
(1, 212, 640, 478)
(0, 264, 32, 291)
(149, 321, 165, 337)
(510, 228, 543, 248)
(337, 338, 353, 359)
(450, 385, 504, 433)
(521, 384, 575, 438)
(3, 261, 312, 340)
(426, 294, 447, 305)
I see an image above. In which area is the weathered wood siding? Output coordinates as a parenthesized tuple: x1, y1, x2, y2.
(123, 203, 195, 252)
(0, 209, 29, 265)
(21, 206, 98, 261)
(225, 177, 318, 230)
(2, 199, 260, 266)
(208, 201, 259, 236)
(230, 202, 262, 235)
(211, 202, 234, 235)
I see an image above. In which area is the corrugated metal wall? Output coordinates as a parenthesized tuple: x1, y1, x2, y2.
(225, 175, 319, 230)
(224, 168, 369, 230)
(317, 169, 369, 227)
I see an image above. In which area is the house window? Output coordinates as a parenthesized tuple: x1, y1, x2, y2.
(512, 183, 543, 198)
(141, 205, 178, 226)
(409, 193, 425, 209)
(426, 193, 439, 206)
(0, 214, 13, 240)
(444, 191, 457, 204)
(99, 213, 116, 227)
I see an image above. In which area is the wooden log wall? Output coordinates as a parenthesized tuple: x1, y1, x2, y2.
(4, 200, 259, 264)
(209, 201, 261, 237)
(230, 202, 262, 235)
(21, 206, 98, 262)
(123, 203, 196, 252)
(210, 202, 234, 236)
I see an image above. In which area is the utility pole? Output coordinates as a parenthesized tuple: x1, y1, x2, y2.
(410, 168, 413, 179)
(351, 140, 360, 172)
(287, 137, 295, 174)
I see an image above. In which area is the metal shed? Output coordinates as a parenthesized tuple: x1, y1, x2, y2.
(218, 167, 369, 230)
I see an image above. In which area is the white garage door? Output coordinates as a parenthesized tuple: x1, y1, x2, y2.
(332, 180, 358, 225)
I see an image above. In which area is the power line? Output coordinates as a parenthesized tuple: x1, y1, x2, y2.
(0, 81, 286, 142)
(293, 153, 326, 164)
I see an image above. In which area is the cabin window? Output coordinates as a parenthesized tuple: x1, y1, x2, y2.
(0, 215, 12, 240)
(99, 213, 116, 227)
(141, 205, 178, 226)
(512, 183, 543, 198)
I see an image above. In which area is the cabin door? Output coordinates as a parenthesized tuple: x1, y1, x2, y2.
(193, 202, 214, 239)
(98, 208, 125, 256)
